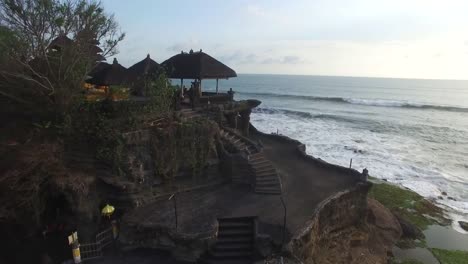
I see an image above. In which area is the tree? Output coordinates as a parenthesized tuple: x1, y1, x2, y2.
(0, 0, 125, 119)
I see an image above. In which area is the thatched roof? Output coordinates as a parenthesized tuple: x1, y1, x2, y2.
(86, 58, 127, 86)
(127, 54, 160, 82)
(162, 50, 237, 79)
(48, 35, 73, 51)
(49, 35, 103, 59)
(88, 62, 110, 77)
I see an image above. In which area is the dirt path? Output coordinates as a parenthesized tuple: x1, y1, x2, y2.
(251, 132, 359, 238)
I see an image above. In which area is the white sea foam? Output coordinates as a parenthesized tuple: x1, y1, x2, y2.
(250, 109, 468, 224)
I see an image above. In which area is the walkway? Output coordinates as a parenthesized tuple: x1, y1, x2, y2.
(124, 131, 359, 244)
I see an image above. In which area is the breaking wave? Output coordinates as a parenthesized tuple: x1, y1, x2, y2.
(238, 91, 468, 112)
(253, 107, 370, 124)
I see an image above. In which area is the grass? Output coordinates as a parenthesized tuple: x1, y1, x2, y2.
(430, 248, 468, 264)
(368, 182, 449, 230)
(390, 257, 425, 264)
(369, 180, 468, 264)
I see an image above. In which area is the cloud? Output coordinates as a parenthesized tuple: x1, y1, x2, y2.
(246, 4, 266, 17)
(240, 53, 258, 64)
(167, 38, 200, 53)
(218, 50, 244, 64)
(261, 55, 304, 64)
(282, 55, 302, 64)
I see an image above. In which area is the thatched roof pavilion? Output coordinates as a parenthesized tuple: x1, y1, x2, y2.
(127, 54, 160, 81)
(127, 54, 161, 96)
(162, 50, 237, 93)
(88, 62, 111, 78)
(48, 35, 73, 51)
(86, 58, 127, 86)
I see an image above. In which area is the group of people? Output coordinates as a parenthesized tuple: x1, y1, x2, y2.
(179, 80, 201, 106)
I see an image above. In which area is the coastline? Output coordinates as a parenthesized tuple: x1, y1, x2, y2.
(251, 124, 468, 264)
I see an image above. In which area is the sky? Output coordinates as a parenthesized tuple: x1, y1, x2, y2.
(100, 0, 468, 80)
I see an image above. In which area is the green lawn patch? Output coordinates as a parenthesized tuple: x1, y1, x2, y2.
(390, 258, 425, 264)
(430, 248, 468, 264)
(368, 182, 449, 230)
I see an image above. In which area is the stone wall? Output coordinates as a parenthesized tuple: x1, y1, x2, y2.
(287, 182, 371, 263)
(120, 220, 218, 262)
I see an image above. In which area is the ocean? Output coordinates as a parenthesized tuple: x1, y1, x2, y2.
(199, 74, 468, 226)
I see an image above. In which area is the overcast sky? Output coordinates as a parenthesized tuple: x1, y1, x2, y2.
(101, 0, 468, 80)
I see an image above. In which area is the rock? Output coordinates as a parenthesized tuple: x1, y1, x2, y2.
(255, 234, 274, 257)
(393, 213, 424, 239)
(438, 196, 443, 200)
(448, 197, 456, 201)
(442, 191, 447, 196)
(459, 221, 468, 232)
(367, 198, 402, 242)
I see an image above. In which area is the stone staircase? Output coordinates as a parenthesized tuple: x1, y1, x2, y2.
(219, 129, 256, 155)
(180, 108, 203, 119)
(249, 153, 282, 195)
(200, 217, 256, 264)
(219, 129, 282, 195)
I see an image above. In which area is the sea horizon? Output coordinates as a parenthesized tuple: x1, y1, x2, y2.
(234, 72, 468, 82)
(202, 74, 468, 225)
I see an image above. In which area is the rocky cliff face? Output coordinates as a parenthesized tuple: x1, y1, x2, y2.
(288, 183, 401, 264)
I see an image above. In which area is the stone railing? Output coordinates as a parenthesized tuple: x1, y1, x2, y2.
(287, 182, 371, 263)
(199, 92, 233, 105)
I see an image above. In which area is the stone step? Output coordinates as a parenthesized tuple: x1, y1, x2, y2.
(255, 178, 279, 184)
(251, 162, 272, 170)
(256, 187, 280, 193)
(248, 155, 264, 162)
(249, 159, 270, 166)
(219, 222, 253, 228)
(218, 229, 252, 236)
(254, 167, 276, 174)
(218, 217, 254, 224)
(255, 170, 278, 177)
(255, 173, 277, 179)
(247, 146, 257, 153)
(256, 182, 280, 189)
(214, 243, 253, 251)
(217, 236, 253, 244)
(202, 259, 252, 264)
(210, 250, 253, 258)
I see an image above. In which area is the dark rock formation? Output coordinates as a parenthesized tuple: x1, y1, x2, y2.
(393, 213, 424, 239)
(459, 221, 468, 232)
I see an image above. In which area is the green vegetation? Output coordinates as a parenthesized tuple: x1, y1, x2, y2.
(369, 182, 449, 230)
(430, 248, 468, 264)
(370, 181, 468, 264)
(0, 0, 125, 119)
(0, 0, 127, 226)
(150, 118, 218, 183)
(390, 259, 425, 264)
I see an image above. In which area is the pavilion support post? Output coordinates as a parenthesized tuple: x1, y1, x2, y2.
(216, 79, 219, 94)
(180, 78, 183, 88)
(199, 79, 202, 97)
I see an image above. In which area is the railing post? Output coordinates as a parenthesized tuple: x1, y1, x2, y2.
(71, 241, 81, 264)
(111, 220, 119, 239)
(280, 195, 287, 247)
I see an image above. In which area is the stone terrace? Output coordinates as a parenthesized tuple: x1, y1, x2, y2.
(123, 130, 360, 245)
